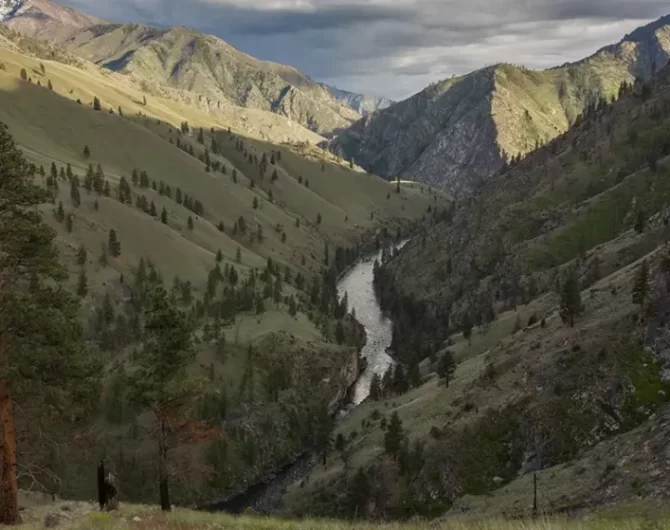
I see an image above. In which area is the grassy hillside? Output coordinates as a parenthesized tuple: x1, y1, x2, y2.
(4, 0, 362, 135)
(282, 66, 670, 520)
(0, 32, 449, 508)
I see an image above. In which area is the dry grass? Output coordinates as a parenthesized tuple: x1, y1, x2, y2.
(14, 500, 670, 530)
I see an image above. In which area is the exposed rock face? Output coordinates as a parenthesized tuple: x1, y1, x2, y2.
(3, 0, 102, 41)
(324, 84, 394, 116)
(333, 15, 670, 195)
(4, 0, 360, 135)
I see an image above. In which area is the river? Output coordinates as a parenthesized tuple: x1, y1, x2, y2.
(204, 245, 399, 513)
(338, 247, 397, 404)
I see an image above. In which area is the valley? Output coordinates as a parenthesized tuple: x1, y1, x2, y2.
(1, 0, 670, 527)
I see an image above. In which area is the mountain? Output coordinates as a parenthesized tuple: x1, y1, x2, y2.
(0, 26, 445, 510)
(2, 0, 361, 135)
(286, 62, 670, 519)
(324, 84, 394, 116)
(1, 0, 101, 40)
(333, 15, 670, 195)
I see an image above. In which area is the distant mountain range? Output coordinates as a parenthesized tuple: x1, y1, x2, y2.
(323, 84, 394, 116)
(332, 15, 670, 195)
(0, 0, 371, 135)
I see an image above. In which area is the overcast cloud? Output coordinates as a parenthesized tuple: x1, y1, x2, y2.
(59, 0, 670, 100)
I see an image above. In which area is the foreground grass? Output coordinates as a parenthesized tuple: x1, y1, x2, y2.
(16, 502, 670, 530)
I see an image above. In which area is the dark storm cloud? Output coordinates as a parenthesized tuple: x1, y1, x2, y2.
(58, 0, 670, 99)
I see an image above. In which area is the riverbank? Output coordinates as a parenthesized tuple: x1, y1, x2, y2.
(202, 243, 402, 513)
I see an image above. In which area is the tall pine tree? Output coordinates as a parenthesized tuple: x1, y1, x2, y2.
(0, 123, 99, 524)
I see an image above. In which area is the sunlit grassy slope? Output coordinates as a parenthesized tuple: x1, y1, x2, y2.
(0, 44, 447, 305)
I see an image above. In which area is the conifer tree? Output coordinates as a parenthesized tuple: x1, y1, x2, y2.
(218, 221, 224, 232)
(236, 246, 242, 263)
(314, 404, 334, 465)
(0, 123, 99, 524)
(384, 411, 404, 460)
(632, 260, 649, 307)
(436, 351, 456, 387)
(161, 207, 168, 224)
(77, 244, 87, 266)
(187, 216, 194, 230)
(93, 96, 101, 111)
(77, 268, 88, 297)
(108, 229, 121, 257)
(253, 197, 259, 209)
(335, 320, 345, 344)
(128, 286, 199, 512)
(559, 270, 583, 327)
(65, 213, 73, 233)
(19, 68, 27, 81)
(83, 145, 91, 159)
(55, 201, 65, 222)
(47, 79, 53, 91)
(216, 249, 223, 263)
(369, 373, 382, 400)
(348, 468, 371, 515)
(99, 242, 108, 266)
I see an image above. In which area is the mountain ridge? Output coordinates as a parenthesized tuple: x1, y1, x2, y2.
(333, 15, 670, 195)
(2, 0, 362, 135)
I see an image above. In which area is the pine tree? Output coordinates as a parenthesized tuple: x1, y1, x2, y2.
(634, 208, 646, 234)
(0, 123, 99, 524)
(347, 468, 371, 515)
(335, 320, 345, 344)
(161, 207, 168, 224)
(436, 351, 456, 387)
(150, 201, 157, 217)
(384, 411, 404, 460)
(83, 145, 91, 159)
(77, 268, 88, 297)
(317, 213, 322, 225)
(47, 79, 53, 91)
(93, 96, 101, 111)
(253, 197, 259, 209)
(128, 286, 199, 512)
(632, 260, 649, 307)
(65, 213, 73, 233)
(99, 242, 108, 266)
(216, 249, 223, 263)
(108, 229, 121, 257)
(19, 68, 27, 81)
(559, 270, 583, 327)
(218, 221, 224, 232)
(77, 244, 87, 266)
(187, 216, 194, 230)
(314, 404, 334, 465)
(55, 201, 65, 222)
(396, 176, 401, 193)
(369, 373, 382, 400)
(236, 246, 242, 263)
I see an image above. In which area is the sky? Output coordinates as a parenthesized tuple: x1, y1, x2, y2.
(59, 0, 670, 101)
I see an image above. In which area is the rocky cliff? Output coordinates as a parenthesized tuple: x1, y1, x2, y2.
(333, 15, 670, 196)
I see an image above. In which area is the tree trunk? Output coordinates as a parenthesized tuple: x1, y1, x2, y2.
(0, 379, 20, 525)
(158, 417, 171, 512)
